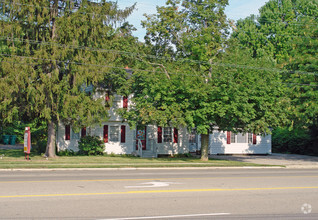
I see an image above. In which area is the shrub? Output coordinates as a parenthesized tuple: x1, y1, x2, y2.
(272, 127, 313, 155)
(170, 153, 193, 158)
(1, 120, 47, 144)
(78, 135, 105, 156)
(32, 139, 47, 154)
(58, 149, 77, 156)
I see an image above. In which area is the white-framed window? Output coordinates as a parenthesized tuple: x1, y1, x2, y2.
(158, 126, 178, 143)
(230, 133, 247, 143)
(227, 132, 256, 144)
(248, 133, 253, 144)
(163, 127, 172, 142)
(109, 126, 119, 142)
(237, 133, 247, 143)
(230, 132, 235, 143)
(71, 129, 80, 140)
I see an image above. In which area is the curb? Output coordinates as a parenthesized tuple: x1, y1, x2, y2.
(0, 166, 286, 172)
(285, 165, 318, 169)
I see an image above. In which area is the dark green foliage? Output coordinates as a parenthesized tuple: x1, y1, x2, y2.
(170, 153, 193, 158)
(109, 152, 116, 157)
(1, 0, 316, 158)
(0, 0, 138, 157)
(121, 47, 286, 134)
(232, 0, 318, 154)
(1, 124, 24, 143)
(1, 120, 47, 144)
(57, 149, 77, 156)
(78, 135, 104, 156)
(32, 139, 47, 154)
(272, 127, 317, 156)
(120, 0, 288, 161)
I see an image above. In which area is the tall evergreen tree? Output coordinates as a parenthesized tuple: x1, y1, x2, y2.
(0, 0, 137, 157)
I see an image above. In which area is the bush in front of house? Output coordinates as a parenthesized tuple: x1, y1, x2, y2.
(169, 153, 193, 158)
(57, 149, 77, 156)
(78, 135, 105, 156)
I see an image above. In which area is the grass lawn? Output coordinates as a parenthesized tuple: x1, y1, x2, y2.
(0, 149, 273, 169)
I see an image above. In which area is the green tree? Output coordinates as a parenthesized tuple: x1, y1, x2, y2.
(0, 0, 137, 157)
(142, 0, 230, 160)
(119, 0, 286, 160)
(232, 0, 318, 151)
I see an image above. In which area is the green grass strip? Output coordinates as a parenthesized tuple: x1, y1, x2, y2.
(0, 149, 278, 169)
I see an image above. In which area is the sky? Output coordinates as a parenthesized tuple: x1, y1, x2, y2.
(117, 0, 269, 41)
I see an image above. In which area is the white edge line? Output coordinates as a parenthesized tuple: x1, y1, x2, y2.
(99, 213, 231, 220)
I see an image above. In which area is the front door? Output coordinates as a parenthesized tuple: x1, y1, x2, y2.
(136, 126, 147, 150)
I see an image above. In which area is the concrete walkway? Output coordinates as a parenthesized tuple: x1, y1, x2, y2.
(210, 153, 318, 168)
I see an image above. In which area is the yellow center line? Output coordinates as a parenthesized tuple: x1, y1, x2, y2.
(0, 175, 318, 184)
(1, 186, 318, 198)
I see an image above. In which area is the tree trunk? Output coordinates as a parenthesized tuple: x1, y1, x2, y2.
(201, 133, 209, 161)
(51, 0, 58, 41)
(45, 121, 56, 158)
(44, 0, 58, 159)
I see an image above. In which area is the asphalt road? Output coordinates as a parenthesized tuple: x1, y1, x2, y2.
(0, 168, 318, 219)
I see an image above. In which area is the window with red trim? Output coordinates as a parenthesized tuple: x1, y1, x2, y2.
(109, 126, 119, 142)
(248, 133, 257, 144)
(163, 127, 172, 142)
(157, 127, 176, 143)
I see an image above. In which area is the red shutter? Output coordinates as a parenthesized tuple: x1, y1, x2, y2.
(173, 128, 178, 143)
(253, 134, 257, 145)
(123, 96, 128, 108)
(121, 125, 126, 143)
(158, 126, 162, 143)
(103, 125, 108, 143)
(227, 131, 231, 144)
(81, 127, 86, 137)
(105, 91, 110, 102)
(65, 125, 70, 140)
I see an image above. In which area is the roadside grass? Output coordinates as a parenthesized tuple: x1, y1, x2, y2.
(0, 149, 275, 169)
